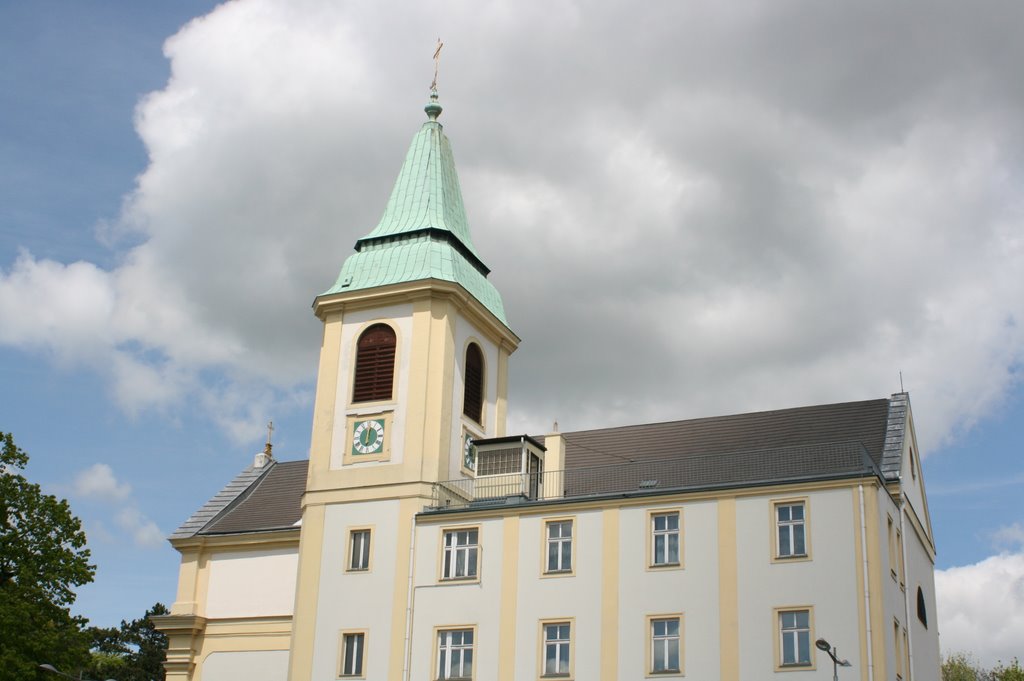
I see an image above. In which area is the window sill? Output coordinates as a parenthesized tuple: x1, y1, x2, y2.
(439, 576, 480, 585)
(776, 663, 815, 672)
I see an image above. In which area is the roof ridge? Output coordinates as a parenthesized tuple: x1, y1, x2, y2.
(562, 397, 892, 438)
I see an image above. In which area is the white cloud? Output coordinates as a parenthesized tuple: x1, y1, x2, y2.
(992, 523, 1024, 551)
(2, 0, 1024, 449)
(116, 507, 165, 549)
(936, 552, 1024, 667)
(72, 463, 132, 501)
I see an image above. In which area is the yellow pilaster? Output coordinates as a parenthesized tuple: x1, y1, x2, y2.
(388, 497, 421, 681)
(170, 548, 200, 615)
(286, 502, 326, 681)
(601, 508, 620, 681)
(495, 343, 510, 436)
(863, 484, 888, 680)
(498, 516, 520, 681)
(718, 497, 739, 681)
(308, 313, 343, 484)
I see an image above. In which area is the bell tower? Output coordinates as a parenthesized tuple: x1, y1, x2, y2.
(288, 90, 519, 680)
(305, 88, 519, 493)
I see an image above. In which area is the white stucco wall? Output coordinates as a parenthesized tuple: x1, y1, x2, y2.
(905, 515, 940, 679)
(330, 303, 414, 469)
(736, 488, 862, 678)
(309, 499, 402, 680)
(409, 516, 506, 681)
(204, 547, 298, 619)
(618, 500, 720, 679)
(200, 650, 289, 681)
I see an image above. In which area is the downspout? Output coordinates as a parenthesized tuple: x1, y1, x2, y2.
(401, 516, 417, 681)
(899, 496, 914, 680)
(859, 484, 875, 681)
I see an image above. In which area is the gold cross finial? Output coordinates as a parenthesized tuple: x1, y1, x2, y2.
(265, 420, 274, 448)
(430, 38, 444, 92)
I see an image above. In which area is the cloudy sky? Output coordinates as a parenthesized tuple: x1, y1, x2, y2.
(2, 0, 1022, 667)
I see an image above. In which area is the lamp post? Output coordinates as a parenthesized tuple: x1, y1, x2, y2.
(815, 638, 852, 681)
(38, 664, 116, 681)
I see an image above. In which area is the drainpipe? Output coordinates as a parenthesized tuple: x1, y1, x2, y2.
(859, 485, 875, 681)
(401, 517, 417, 681)
(899, 496, 914, 679)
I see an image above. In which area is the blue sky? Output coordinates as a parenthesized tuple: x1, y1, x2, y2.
(2, 0, 1022, 666)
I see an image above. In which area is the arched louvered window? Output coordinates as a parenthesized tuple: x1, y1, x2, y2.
(352, 324, 397, 403)
(916, 587, 928, 628)
(462, 343, 484, 423)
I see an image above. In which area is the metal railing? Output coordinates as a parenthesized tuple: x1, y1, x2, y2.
(427, 441, 878, 511)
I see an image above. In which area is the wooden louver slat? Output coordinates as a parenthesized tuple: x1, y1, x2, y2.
(353, 324, 396, 403)
(463, 343, 484, 423)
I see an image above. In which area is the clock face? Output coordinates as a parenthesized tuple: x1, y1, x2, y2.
(352, 419, 386, 455)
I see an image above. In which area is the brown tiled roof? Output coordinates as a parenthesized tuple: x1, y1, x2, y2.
(195, 460, 307, 536)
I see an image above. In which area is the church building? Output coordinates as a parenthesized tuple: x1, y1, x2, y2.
(154, 89, 941, 681)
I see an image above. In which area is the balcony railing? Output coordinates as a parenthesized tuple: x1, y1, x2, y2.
(427, 441, 879, 511)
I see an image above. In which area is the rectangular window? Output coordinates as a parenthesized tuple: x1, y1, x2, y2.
(896, 527, 906, 587)
(442, 528, 479, 580)
(650, 616, 682, 674)
(894, 620, 903, 680)
(340, 631, 365, 677)
(651, 511, 680, 566)
(477, 447, 521, 476)
(349, 529, 371, 571)
(542, 622, 572, 677)
(776, 502, 807, 558)
(778, 609, 811, 667)
(545, 520, 573, 573)
(437, 629, 474, 680)
(888, 515, 897, 580)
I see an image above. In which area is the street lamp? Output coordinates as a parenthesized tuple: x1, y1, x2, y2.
(815, 638, 852, 681)
(38, 663, 116, 681)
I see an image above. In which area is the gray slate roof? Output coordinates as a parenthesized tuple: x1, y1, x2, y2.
(559, 395, 904, 497)
(171, 395, 909, 536)
(170, 460, 307, 539)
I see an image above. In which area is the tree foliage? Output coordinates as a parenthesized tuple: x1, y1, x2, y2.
(944, 653, 1024, 681)
(0, 430, 95, 679)
(85, 603, 169, 681)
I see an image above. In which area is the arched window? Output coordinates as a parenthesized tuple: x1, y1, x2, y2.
(462, 343, 484, 423)
(916, 587, 928, 628)
(352, 324, 396, 402)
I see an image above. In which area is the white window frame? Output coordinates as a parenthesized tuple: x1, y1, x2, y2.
(775, 501, 807, 559)
(542, 621, 572, 677)
(649, 615, 682, 674)
(339, 630, 366, 678)
(348, 528, 371, 571)
(437, 628, 474, 680)
(777, 608, 813, 668)
(651, 511, 681, 567)
(442, 528, 479, 580)
(545, 519, 573, 574)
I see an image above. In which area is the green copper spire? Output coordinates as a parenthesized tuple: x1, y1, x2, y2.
(321, 93, 508, 325)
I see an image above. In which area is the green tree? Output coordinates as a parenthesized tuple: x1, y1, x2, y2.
(992, 658, 1024, 681)
(0, 430, 95, 679)
(85, 603, 168, 681)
